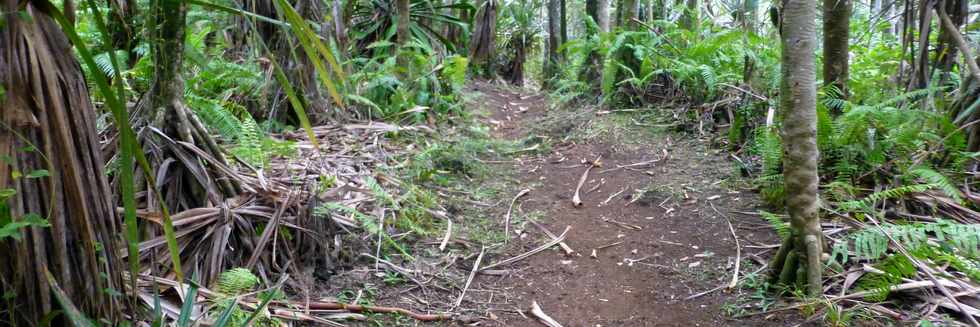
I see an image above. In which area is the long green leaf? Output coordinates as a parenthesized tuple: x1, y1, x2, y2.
(237, 1, 321, 150)
(273, 0, 346, 107)
(176, 278, 200, 326)
(44, 269, 95, 327)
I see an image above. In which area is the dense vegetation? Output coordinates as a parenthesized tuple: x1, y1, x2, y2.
(2, 0, 980, 324)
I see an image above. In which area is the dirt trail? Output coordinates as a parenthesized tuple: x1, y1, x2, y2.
(468, 82, 797, 326)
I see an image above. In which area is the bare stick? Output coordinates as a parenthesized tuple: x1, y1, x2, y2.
(528, 219, 574, 255)
(454, 246, 485, 309)
(482, 227, 570, 271)
(710, 201, 741, 290)
(572, 157, 601, 206)
(439, 219, 452, 251)
(600, 187, 627, 206)
(505, 189, 531, 243)
(529, 301, 564, 327)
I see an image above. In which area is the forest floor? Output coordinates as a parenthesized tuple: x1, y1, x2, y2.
(325, 81, 808, 326)
(454, 81, 802, 326)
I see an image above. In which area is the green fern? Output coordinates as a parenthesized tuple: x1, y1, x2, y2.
(216, 268, 259, 295)
(837, 184, 936, 212)
(760, 211, 791, 239)
(909, 166, 963, 204)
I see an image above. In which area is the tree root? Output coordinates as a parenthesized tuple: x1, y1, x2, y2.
(769, 233, 823, 295)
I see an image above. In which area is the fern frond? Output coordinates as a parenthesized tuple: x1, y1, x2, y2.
(909, 166, 963, 204)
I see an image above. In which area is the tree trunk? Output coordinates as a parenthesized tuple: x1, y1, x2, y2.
(621, 0, 639, 29)
(396, 0, 411, 46)
(597, 0, 610, 32)
(1, 0, 125, 322)
(109, 0, 138, 66)
(543, 0, 561, 88)
(823, 0, 851, 100)
(469, 0, 497, 76)
(560, 0, 568, 43)
(582, 0, 604, 91)
(769, 0, 823, 296)
(681, 0, 698, 30)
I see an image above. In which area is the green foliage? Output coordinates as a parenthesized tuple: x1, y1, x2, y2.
(760, 211, 790, 240)
(855, 254, 916, 302)
(212, 268, 279, 326)
(350, 0, 471, 53)
(216, 268, 259, 295)
(831, 220, 980, 264)
(348, 42, 468, 123)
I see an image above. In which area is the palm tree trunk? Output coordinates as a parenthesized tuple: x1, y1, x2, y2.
(769, 0, 823, 296)
(1, 0, 125, 322)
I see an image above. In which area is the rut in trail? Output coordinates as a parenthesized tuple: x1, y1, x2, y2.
(468, 82, 798, 326)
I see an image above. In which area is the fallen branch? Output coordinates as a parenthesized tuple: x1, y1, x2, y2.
(505, 189, 531, 243)
(572, 157, 602, 206)
(528, 219, 574, 255)
(482, 226, 571, 271)
(293, 301, 457, 322)
(529, 301, 564, 327)
(454, 246, 486, 309)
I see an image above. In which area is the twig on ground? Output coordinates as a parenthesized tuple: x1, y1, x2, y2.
(439, 219, 452, 251)
(709, 201, 741, 290)
(573, 157, 602, 206)
(528, 219, 574, 255)
(482, 227, 571, 271)
(505, 189, 531, 243)
(454, 246, 486, 309)
(601, 187, 628, 206)
(529, 301, 564, 327)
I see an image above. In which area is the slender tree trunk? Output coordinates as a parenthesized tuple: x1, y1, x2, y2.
(543, 0, 561, 88)
(397, 0, 411, 46)
(560, 0, 568, 43)
(823, 0, 851, 100)
(681, 0, 698, 30)
(333, 0, 349, 51)
(769, 0, 823, 296)
(396, 0, 411, 68)
(598, 0, 610, 32)
(908, 0, 934, 90)
(621, 0, 639, 28)
(109, 0, 138, 66)
(582, 0, 604, 92)
(1, 0, 124, 322)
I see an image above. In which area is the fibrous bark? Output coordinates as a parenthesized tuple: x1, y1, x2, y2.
(769, 0, 823, 296)
(1, 0, 124, 322)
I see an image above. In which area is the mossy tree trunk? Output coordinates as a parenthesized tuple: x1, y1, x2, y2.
(769, 0, 824, 296)
(823, 0, 851, 101)
(396, 0, 411, 67)
(130, 0, 240, 227)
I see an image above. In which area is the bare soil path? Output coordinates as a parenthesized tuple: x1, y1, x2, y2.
(466, 81, 799, 326)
